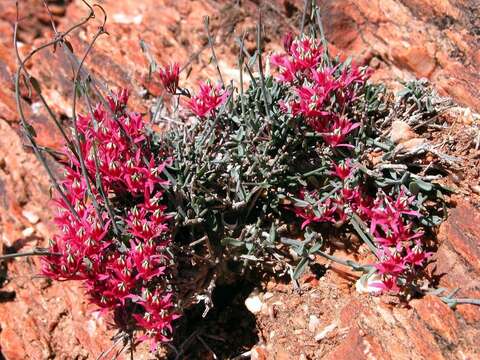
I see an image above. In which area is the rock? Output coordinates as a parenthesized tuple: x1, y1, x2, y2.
(322, 0, 480, 112)
(411, 295, 459, 345)
(112, 13, 143, 25)
(251, 346, 267, 360)
(21, 227, 35, 238)
(263, 291, 274, 300)
(245, 294, 263, 314)
(314, 321, 337, 341)
(438, 199, 480, 272)
(470, 184, 480, 195)
(390, 120, 417, 144)
(394, 137, 428, 154)
(308, 314, 320, 333)
(1, 0, 480, 358)
(21, 210, 40, 225)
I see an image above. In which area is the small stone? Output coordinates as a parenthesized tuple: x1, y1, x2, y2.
(22, 227, 35, 238)
(395, 137, 427, 153)
(308, 315, 321, 333)
(48, 4, 66, 16)
(245, 295, 263, 314)
(470, 184, 480, 195)
(22, 210, 40, 225)
(263, 292, 274, 300)
(390, 121, 416, 144)
(462, 108, 474, 125)
(112, 13, 143, 25)
(251, 346, 268, 360)
(412, 295, 459, 345)
(315, 321, 338, 342)
(268, 304, 277, 319)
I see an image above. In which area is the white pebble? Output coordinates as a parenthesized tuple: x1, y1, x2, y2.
(245, 295, 263, 314)
(22, 210, 40, 225)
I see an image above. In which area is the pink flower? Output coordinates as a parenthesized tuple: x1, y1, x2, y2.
(41, 89, 177, 349)
(371, 275, 400, 293)
(321, 117, 360, 148)
(289, 36, 323, 71)
(331, 160, 352, 181)
(107, 88, 129, 114)
(294, 192, 337, 229)
(158, 63, 180, 94)
(375, 251, 405, 276)
(364, 190, 420, 237)
(291, 84, 330, 118)
(186, 81, 229, 117)
(404, 244, 432, 267)
(270, 35, 323, 83)
(270, 54, 298, 83)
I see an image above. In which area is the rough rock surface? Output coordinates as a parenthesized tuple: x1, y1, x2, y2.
(0, 0, 479, 359)
(321, 0, 480, 112)
(251, 197, 480, 360)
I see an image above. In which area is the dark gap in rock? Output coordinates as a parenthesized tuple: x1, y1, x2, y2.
(170, 278, 259, 359)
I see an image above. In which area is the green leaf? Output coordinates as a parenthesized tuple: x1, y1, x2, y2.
(308, 242, 322, 254)
(221, 237, 245, 247)
(269, 223, 276, 243)
(293, 257, 309, 280)
(409, 179, 433, 194)
(415, 179, 433, 192)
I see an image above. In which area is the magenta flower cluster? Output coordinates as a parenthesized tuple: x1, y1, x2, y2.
(361, 191, 431, 292)
(186, 81, 229, 118)
(272, 35, 430, 293)
(272, 35, 369, 148)
(41, 89, 178, 350)
(158, 63, 180, 94)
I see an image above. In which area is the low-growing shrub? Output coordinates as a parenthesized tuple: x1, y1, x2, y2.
(8, 0, 477, 356)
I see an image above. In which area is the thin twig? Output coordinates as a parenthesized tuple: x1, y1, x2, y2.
(41, 0, 58, 35)
(256, 14, 271, 119)
(300, 0, 309, 34)
(13, 21, 81, 222)
(71, 24, 108, 228)
(314, 1, 331, 67)
(238, 32, 246, 119)
(96, 335, 125, 360)
(315, 249, 372, 272)
(0, 248, 59, 261)
(204, 16, 224, 87)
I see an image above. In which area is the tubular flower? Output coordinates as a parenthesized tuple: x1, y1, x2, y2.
(41, 89, 177, 350)
(360, 190, 431, 293)
(186, 81, 229, 118)
(158, 63, 180, 94)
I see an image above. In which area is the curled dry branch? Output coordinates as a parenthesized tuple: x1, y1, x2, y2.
(12, 1, 112, 246)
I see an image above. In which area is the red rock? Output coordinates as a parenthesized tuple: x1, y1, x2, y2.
(412, 295, 459, 345)
(0, 0, 480, 359)
(392, 44, 436, 78)
(251, 346, 268, 360)
(393, 309, 446, 360)
(324, 326, 392, 360)
(438, 200, 480, 273)
(457, 302, 480, 326)
(321, 0, 480, 111)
